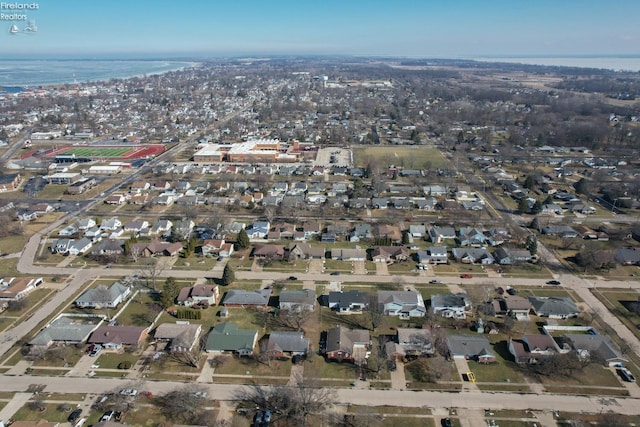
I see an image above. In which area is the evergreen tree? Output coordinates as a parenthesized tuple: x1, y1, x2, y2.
(574, 178, 590, 195)
(222, 264, 235, 286)
(236, 228, 250, 250)
(532, 200, 543, 214)
(526, 235, 538, 255)
(518, 198, 529, 214)
(523, 175, 536, 190)
(160, 277, 180, 309)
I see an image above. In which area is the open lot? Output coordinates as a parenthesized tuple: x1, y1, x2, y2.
(353, 146, 449, 169)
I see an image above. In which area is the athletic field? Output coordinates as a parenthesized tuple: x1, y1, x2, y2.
(63, 146, 133, 158)
(353, 146, 449, 169)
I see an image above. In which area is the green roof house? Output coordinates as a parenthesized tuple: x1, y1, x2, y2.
(204, 322, 258, 356)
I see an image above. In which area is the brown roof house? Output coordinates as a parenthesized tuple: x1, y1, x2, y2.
(131, 240, 183, 257)
(509, 334, 557, 364)
(0, 277, 43, 301)
(176, 284, 220, 307)
(323, 325, 370, 363)
(88, 325, 148, 350)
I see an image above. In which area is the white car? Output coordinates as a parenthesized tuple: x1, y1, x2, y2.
(119, 388, 138, 396)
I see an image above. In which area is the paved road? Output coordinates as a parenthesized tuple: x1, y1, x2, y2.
(0, 375, 638, 416)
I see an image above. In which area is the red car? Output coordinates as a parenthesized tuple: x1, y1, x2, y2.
(460, 273, 473, 278)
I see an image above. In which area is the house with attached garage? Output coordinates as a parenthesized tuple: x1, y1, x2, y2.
(429, 226, 456, 244)
(266, 331, 310, 358)
(67, 237, 93, 256)
(204, 322, 258, 356)
(88, 325, 148, 350)
(493, 247, 532, 265)
(279, 289, 316, 312)
(509, 334, 557, 364)
(451, 247, 495, 264)
(154, 322, 202, 352)
(446, 334, 496, 364)
(371, 246, 410, 263)
(29, 315, 101, 349)
(328, 290, 370, 313)
(417, 246, 448, 265)
(377, 290, 426, 318)
(176, 284, 220, 307)
(528, 296, 579, 319)
(75, 282, 131, 309)
(323, 325, 370, 362)
(386, 328, 434, 358)
(222, 289, 271, 308)
(431, 294, 471, 319)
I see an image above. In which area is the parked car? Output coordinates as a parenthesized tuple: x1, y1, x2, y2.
(100, 411, 114, 422)
(330, 271, 341, 276)
(429, 279, 442, 284)
(119, 388, 138, 396)
(89, 345, 102, 357)
(253, 411, 264, 427)
(68, 409, 82, 423)
(618, 367, 636, 382)
(506, 287, 517, 295)
(460, 273, 472, 278)
(263, 410, 272, 422)
(288, 276, 298, 281)
(546, 280, 561, 285)
(441, 418, 453, 427)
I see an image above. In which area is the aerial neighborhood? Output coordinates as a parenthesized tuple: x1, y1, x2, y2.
(1, 56, 640, 426)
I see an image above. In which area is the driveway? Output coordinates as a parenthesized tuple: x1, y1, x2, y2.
(375, 262, 389, 276)
(308, 258, 324, 274)
(352, 260, 367, 275)
(389, 358, 406, 390)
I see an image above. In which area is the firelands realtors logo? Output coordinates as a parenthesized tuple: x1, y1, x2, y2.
(1, 2, 39, 35)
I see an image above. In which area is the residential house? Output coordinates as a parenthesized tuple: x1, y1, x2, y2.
(51, 238, 73, 254)
(374, 224, 402, 243)
(429, 226, 456, 244)
(176, 284, 220, 307)
(493, 247, 532, 265)
(287, 242, 325, 260)
(451, 248, 495, 264)
(266, 331, 310, 358)
(386, 328, 433, 358)
(89, 240, 124, 258)
(268, 222, 296, 240)
(528, 296, 580, 319)
(131, 240, 183, 257)
(123, 220, 149, 235)
(76, 218, 97, 231)
(484, 228, 511, 246)
(246, 221, 270, 239)
(204, 322, 258, 356)
(431, 294, 471, 319)
(490, 296, 532, 320)
(417, 246, 448, 265)
(302, 222, 322, 239)
(614, 247, 640, 266)
(29, 315, 100, 348)
(409, 224, 427, 238)
(457, 227, 486, 247)
(377, 290, 426, 318)
(323, 326, 370, 362)
(154, 323, 202, 352)
(88, 325, 148, 350)
(0, 277, 44, 301)
(150, 219, 173, 236)
(509, 334, 557, 364)
(446, 335, 496, 364)
(350, 223, 373, 242)
(565, 333, 628, 366)
(371, 246, 410, 263)
(75, 282, 131, 309)
(542, 225, 578, 238)
(201, 239, 234, 258)
(252, 244, 285, 260)
(67, 237, 93, 256)
(100, 217, 122, 231)
(331, 248, 367, 261)
(223, 289, 271, 307)
(328, 290, 370, 313)
(279, 289, 316, 312)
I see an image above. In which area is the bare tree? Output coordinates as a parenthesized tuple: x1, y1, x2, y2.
(138, 259, 165, 291)
(153, 386, 209, 425)
(274, 307, 314, 332)
(234, 376, 335, 425)
(366, 294, 384, 331)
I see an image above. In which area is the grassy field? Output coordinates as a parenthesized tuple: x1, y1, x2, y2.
(353, 146, 449, 170)
(63, 146, 133, 158)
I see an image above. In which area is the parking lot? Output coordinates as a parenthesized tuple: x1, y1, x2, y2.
(314, 148, 352, 168)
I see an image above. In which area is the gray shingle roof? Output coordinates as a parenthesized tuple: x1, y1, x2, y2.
(223, 289, 271, 306)
(29, 316, 101, 346)
(267, 331, 309, 354)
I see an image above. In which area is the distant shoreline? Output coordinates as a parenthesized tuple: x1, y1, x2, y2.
(0, 60, 199, 91)
(471, 56, 640, 72)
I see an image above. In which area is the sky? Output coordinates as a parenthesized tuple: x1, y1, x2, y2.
(1, 0, 640, 58)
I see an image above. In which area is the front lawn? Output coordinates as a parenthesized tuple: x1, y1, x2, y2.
(213, 355, 291, 378)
